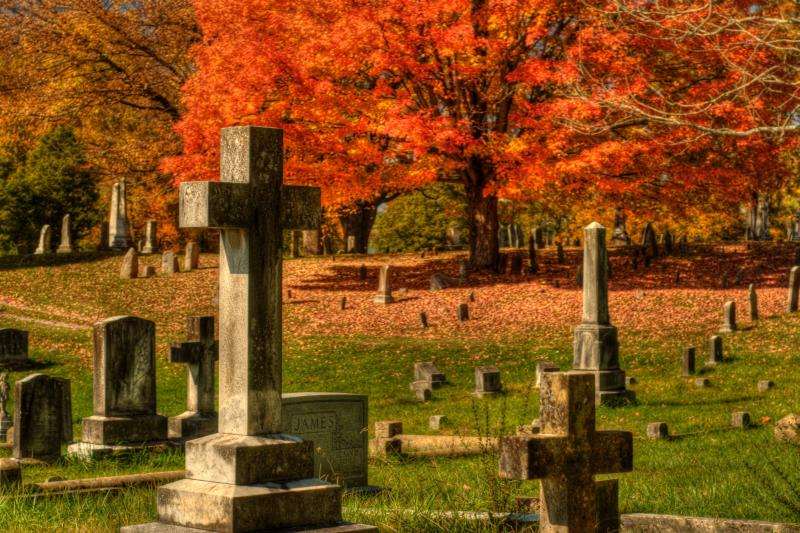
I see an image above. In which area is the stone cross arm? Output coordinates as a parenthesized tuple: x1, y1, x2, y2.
(170, 340, 219, 365)
(180, 182, 321, 231)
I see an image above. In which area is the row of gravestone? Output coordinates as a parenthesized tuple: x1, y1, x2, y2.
(409, 362, 501, 401)
(119, 245, 200, 279)
(0, 317, 369, 488)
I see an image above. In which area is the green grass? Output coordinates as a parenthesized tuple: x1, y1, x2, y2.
(1, 252, 800, 531)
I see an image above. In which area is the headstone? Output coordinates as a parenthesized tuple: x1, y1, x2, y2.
(720, 301, 737, 333)
(510, 254, 523, 275)
(137, 238, 143, 252)
(168, 317, 219, 440)
(749, 284, 759, 321)
(184, 242, 200, 271)
(358, 264, 368, 280)
(290, 230, 302, 258)
(121, 127, 373, 533)
(731, 412, 750, 429)
(142, 220, 158, 254)
(572, 222, 634, 405)
(346, 235, 356, 253)
(534, 361, 559, 388)
(108, 179, 133, 251)
(625, 376, 637, 386)
(663, 230, 673, 255)
(515, 224, 525, 248)
(557, 242, 565, 264)
(646, 422, 668, 440)
(682, 347, 696, 376)
(474, 366, 501, 397)
(457, 303, 469, 321)
(458, 259, 469, 280)
(12, 374, 72, 461)
(758, 380, 774, 392)
(120, 247, 139, 279)
(419, 312, 428, 328)
(34, 224, 52, 255)
(430, 273, 458, 291)
(546, 230, 554, 246)
(429, 415, 447, 430)
(534, 226, 545, 249)
(339, 296, 347, 311)
(374, 265, 394, 304)
(788, 267, 800, 313)
(0, 373, 11, 442)
(528, 238, 538, 273)
(79, 316, 167, 446)
(499, 372, 633, 532)
(0, 458, 21, 489)
(56, 214, 73, 254)
(411, 381, 432, 401)
(302, 229, 320, 255)
(610, 207, 631, 246)
(0, 329, 28, 365)
(468, 291, 475, 302)
(641, 222, 658, 258)
(708, 336, 723, 364)
(694, 378, 710, 388)
(161, 251, 179, 274)
(415, 362, 445, 388)
(142, 265, 156, 278)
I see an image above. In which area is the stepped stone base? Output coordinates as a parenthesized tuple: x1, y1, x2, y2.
(122, 522, 379, 533)
(168, 412, 218, 440)
(82, 414, 168, 445)
(67, 440, 178, 459)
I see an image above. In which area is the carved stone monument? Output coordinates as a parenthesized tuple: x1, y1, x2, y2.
(0, 328, 28, 366)
(109, 179, 133, 251)
(610, 207, 631, 246)
(12, 374, 72, 461)
(57, 214, 73, 254)
(374, 264, 394, 304)
(142, 220, 158, 254)
(34, 225, 52, 255)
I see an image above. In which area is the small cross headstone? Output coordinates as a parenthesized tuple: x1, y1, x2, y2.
(0, 329, 28, 365)
(419, 311, 428, 328)
(120, 248, 138, 279)
(374, 265, 394, 304)
(534, 361, 559, 388)
(161, 251, 179, 274)
(142, 220, 158, 254)
(457, 303, 469, 321)
(168, 316, 219, 440)
(720, 301, 737, 333)
(708, 336, 723, 364)
(789, 267, 800, 313)
(34, 224, 52, 255)
(749, 284, 759, 321)
(56, 214, 73, 254)
(682, 347, 696, 376)
(12, 373, 72, 461)
(731, 412, 751, 429)
(758, 380, 774, 392)
(647, 422, 668, 440)
(499, 372, 633, 532)
(414, 362, 445, 388)
(184, 242, 200, 271)
(474, 366, 501, 397)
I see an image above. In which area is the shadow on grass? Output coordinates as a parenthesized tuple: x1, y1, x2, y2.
(0, 252, 120, 271)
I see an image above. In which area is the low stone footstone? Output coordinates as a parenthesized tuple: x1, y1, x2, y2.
(510, 254, 523, 275)
(682, 347, 695, 376)
(12, 374, 72, 462)
(749, 284, 759, 321)
(168, 317, 219, 440)
(415, 362, 446, 388)
(474, 366, 501, 398)
(457, 303, 469, 321)
(429, 415, 447, 430)
(528, 239, 538, 274)
(161, 251, 179, 274)
(557, 242, 565, 264)
(789, 267, 800, 313)
(339, 296, 347, 311)
(183, 242, 200, 271)
(0, 329, 28, 366)
(141, 220, 158, 254)
(758, 380, 775, 392)
(411, 381, 432, 401)
(497, 253, 508, 274)
(76, 316, 167, 450)
(647, 422, 668, 440)
(0, 458, 21, 490)
(720, 301, 737, 333)
(374, 265, 394, 304)
(430, 273, 458, 291)
(142, 265, 156, 278)
(708, 336, 723, 364)
(359, 264, 367, 280)
(775, 414, 800, 444)
(694, 378, 710, 388)
(34, 225, 52, 255)
(419, 312, 428, 328)
(625, 376, 637, 386)
(731, 412, 751, 429)
(499, 372, 633, 532)
(120, 248, 138, 279)
(535, 361, 559, 388)
(56, 214, 73, 254)
(374, 421, 403, 456)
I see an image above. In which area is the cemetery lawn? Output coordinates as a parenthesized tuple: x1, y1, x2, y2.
(1, 244, 800, 531)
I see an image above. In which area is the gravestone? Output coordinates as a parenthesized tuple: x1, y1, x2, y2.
(429, 415, 446, 430)
(302, 229, 320, 255)
(457, 303, 469, 321)
(184, 242, 200, 271)
(682, 347, 695, 376)
(0, 374, 11, 442)
(122, 126, 374, 533)
(78, 316, 167, 447)
(142, 265, 156, 278)
(708, 336, 723, 364)
(34, 224, 52, 255)
(749, 284, 759, 321)
(458, 259, 469, 280)
(430, 273, 458, 291)
(161, 251, 179, 274)
(290, 230, 302, 258)
(56, 214, 73, 254)
(572, 223, 633, 405)
(641, 222, 658, 258)
(339, 296, 347, 311)
(141, 220, 158, 254)
(499, 372, 633, 532)
(419, 312, 428, 328)
(411, 381, 432, 401)
(647, 422, 668, 440)
(535, 361, 559, 388)
(789, 267, 800, 313)
(528, 239, 538, 273)
(0, 329, 28, 365)
(610, 207, 631, 246)
(415, 362, 446, 388)
(12, 374, 72, 461)
(731, 412, 751, 429)
(534, 227, 545, 249)
(347, 235, 356, 253)
(281, 392, 368, 488)
(557, 242, 565, 264)
(695, 378, 710, 388)
(359, 264, 368, 280)
(474, 366, 501, 398)
(168, 317, 219, 440)
(758, 380, 774, 392)
(720, 301, 737, 333)
(120, 247, 138, 279)
(663, 230, 673, 255)
(0, 458, 21, 489)
(510, 254, 523, 275)
(374, 265, 394, 304)
(108, 179, 133, 251)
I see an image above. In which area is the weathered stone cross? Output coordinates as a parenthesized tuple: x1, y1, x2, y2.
(499, 372, 633, 532)
(170, 316, 218, 417)
(180, 126, 320, 435)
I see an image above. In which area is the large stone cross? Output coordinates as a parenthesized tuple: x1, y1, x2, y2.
(180, 126, 320, 436)
(170, 316, 218, 416)
(499, 372, 633, 532)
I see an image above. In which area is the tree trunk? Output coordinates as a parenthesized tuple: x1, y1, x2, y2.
(338, 200, 379, 254)
(465, 170, 499, 270)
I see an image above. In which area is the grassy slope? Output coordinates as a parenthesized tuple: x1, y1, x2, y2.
(0, 247, 799, 531)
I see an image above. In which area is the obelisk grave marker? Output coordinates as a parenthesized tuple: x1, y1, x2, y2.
(122, 126, 375, 533)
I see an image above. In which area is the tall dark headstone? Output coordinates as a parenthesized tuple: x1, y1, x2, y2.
(12, 374, 72, 461)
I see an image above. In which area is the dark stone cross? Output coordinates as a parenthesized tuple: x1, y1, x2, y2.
(499, 372, 633, 532)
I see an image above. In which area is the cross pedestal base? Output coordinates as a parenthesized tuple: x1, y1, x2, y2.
(573, 324, 633, 405)
(168, 411, 218, 440)
(81, 414, 168, 444)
